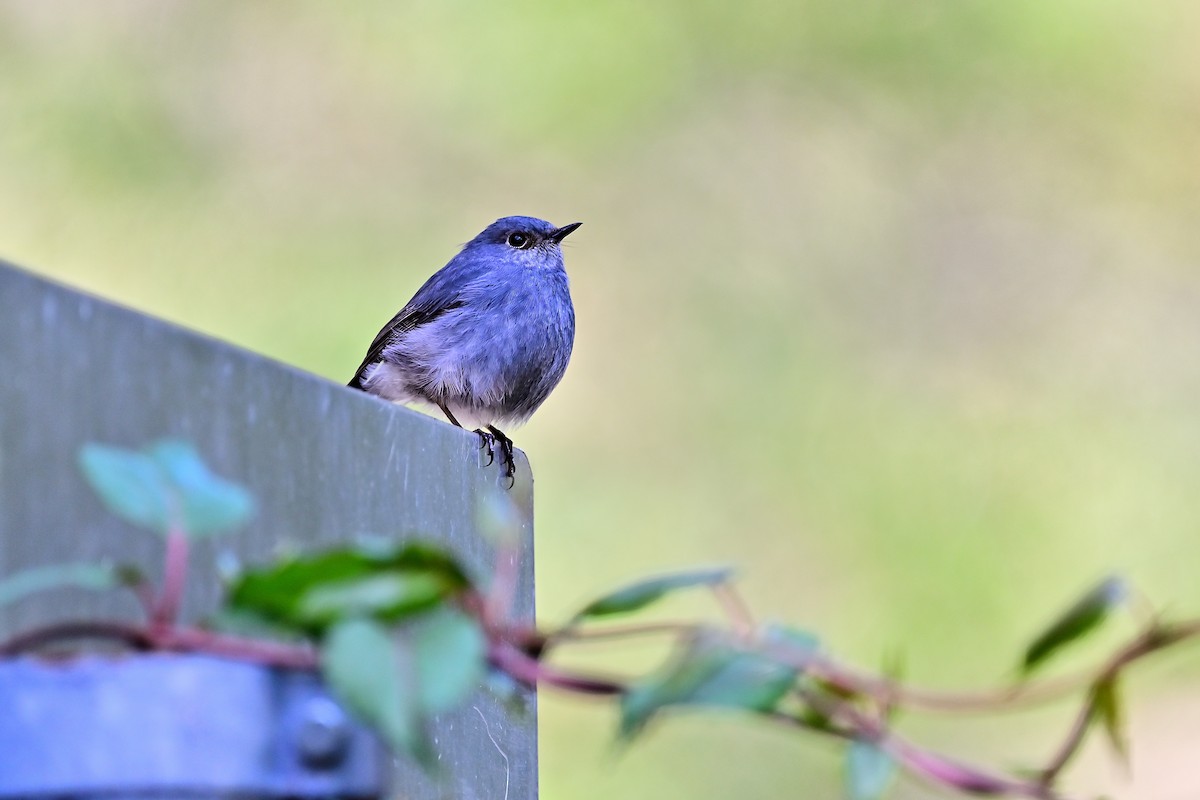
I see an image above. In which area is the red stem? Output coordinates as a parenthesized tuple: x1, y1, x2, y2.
(0, 620, 154, 656)
(489, 640, 623, 695)
(888, 738, 1060, 799)
(484, 540, 521, 629)
(712, 583, 755, 638)
(0, 620, 317, 669)
(152, 528, 189, 630)
(163, 627, 318, 669)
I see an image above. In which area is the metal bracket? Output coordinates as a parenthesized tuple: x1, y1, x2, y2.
(0, 653, 388, 798)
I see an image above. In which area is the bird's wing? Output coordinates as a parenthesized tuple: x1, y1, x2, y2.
(347, 261, 483, 388)
(347, 299, 466, 388)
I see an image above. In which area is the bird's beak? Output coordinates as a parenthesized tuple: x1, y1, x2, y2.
(549, 222, 582, 243)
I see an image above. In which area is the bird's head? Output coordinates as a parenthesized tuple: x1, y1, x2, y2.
(463, 216, 582, 269)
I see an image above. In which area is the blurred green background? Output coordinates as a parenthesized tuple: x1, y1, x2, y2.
(4, 1, 1200, 796)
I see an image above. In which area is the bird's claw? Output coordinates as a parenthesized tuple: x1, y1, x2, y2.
(476, 426, 517, 488)
(498, 437, 516, 488)
(474, 428, 497, 466)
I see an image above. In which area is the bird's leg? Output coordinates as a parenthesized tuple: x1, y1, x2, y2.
(437, 402, 464, 428)
(437, 401, 509, 478)
(440, 401, 496, 465)
(486, 425, 516, 486)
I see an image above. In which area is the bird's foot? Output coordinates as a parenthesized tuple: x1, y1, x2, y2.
(474, 428, 497, 467)
(488, 425, 517, 488)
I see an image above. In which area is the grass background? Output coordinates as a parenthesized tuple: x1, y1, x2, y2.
(4, 2, 1200, 796)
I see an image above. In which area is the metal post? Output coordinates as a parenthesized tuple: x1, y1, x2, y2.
(0, 261, 537, 799)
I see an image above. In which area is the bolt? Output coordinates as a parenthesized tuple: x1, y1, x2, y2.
(296, 695, 350, 770)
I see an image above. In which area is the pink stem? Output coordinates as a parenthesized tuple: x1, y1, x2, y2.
(164, 627, 318, 669)
(0, 620, 154, 655)
(485, 541, 521, 627)
(489, 641, 623, 695)
(152, 528, 189, 630)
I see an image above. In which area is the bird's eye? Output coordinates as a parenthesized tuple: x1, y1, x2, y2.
(506, 232, 532, 249)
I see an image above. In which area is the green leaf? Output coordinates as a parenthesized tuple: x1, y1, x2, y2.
(879, 647, 906, 723)
(227, 543, 470, 634)
(79, 440, 253, 538)
(796, 675, 864, 733)
(845, 740, 895, 800)
(79, 444, 172, 532)
(1092, 676, 1128, 766)
(148, 440, 254, 537)
(620, 632, 796, 739)
(1022, 576, 1127, 675)
(574, 567, 734, 621)
(412, 608, 487, 714)
(321, 617, 431, 767)
(0, 562, 134, 609)
(299, 573, 451, 623)
(204, 607, 309, 643)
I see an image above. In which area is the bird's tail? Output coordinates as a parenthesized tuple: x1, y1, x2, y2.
(347, 366, 369, 390)
(347, 357, 376, 390)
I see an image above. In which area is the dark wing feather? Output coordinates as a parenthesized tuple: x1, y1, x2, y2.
(347, 299, 465, 389)
(348, 250, 493, 390)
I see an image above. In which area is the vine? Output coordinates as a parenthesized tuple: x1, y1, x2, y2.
(0, 439, 1190, 799)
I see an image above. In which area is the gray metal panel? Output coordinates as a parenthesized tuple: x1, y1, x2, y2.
(0, 261, 536, 800)
(0, 654, 386, 798)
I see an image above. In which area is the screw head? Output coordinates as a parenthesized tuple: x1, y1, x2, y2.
(296, 695, 350, 770)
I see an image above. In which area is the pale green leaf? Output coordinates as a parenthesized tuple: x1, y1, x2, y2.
(321, 617, 431, 767)
(575, 567, 734, 621)
(845, 740, 895, 800)
(1092, 676, 1128, 767)
(148, 440, 254, 537)
(0, 562, 131, 609)
(79, 444, 171, 532)
(412, 608, 487, 714)
(620, 632, 796, 739)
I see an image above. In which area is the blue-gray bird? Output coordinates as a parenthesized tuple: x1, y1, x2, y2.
(349, 216, 581, 479)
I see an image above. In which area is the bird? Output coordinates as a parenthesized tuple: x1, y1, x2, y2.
(348, 216, 581, 482)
